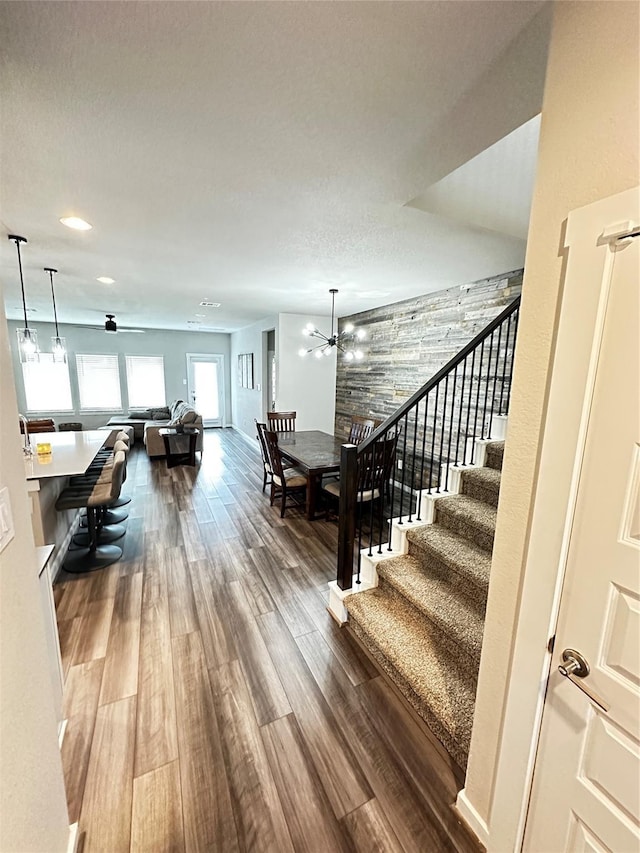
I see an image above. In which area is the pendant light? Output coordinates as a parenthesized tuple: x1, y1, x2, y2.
(45, 267, 66, 362)
(299, 288, 366, 361)
(9, 234, 39, 363)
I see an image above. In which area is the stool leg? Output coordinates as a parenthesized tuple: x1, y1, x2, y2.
(87, 507, 98, 552)
(62, 507, 123, 573)
(80, 507, 128, 526)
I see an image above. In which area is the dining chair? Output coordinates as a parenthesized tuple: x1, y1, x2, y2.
(264, 429, 307, 517)
(348, 416, 380, 445)
(256, 420, 295, 492)
(267, 410, 296, 432)
(255, 420, 271, 492)
(322, 432, 398, 518)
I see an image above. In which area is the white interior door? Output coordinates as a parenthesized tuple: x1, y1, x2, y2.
(186, 354, 224, 427)
(524, 219, 639, 850)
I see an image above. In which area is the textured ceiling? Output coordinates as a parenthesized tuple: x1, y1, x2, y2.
(0, 1, 547, 332)
(407, 115, 541, 240)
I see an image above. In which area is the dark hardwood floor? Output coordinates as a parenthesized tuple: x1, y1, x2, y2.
(55, 428, 481, 853)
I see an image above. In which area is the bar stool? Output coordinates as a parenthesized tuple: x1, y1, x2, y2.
(106, 431, 132, 508)
(74, 440, 130, 537)
(56, 450, 127, 573)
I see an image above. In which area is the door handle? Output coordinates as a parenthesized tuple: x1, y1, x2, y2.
(558, 648, 610, 713)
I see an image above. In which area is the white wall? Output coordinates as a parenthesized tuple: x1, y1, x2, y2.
(230, 314, 277, 438)
(277, 313, 336, 434)
(231, 312, 337, 440)
(463, 1, 640, 844)
(7, 320, 232, 429)
(0, 296, 71, 850)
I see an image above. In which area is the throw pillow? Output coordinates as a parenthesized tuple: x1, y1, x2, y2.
(150, 406, 170, 419)
(181, 409, 198, 424)
(128, 409, 151, 419)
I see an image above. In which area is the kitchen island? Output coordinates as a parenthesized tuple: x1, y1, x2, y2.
(24, 429, 116, 729)
(25, 429, 113, 572)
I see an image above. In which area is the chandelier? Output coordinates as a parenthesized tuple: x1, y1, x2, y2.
(45, 267, 67, 362)
(299, 288, 365, 360)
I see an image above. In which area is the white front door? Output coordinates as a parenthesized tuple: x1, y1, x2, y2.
(524, 214, 639, 849)
(186, 354, 224, 428)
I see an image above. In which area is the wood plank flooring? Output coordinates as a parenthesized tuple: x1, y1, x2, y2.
(55, 429, 481, 853)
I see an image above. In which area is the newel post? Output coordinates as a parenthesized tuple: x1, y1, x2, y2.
(336, 443, 358, 590)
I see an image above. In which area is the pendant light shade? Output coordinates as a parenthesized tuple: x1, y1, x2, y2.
(9, 234, 39, 363)
(299, 288, 366, 361)
(45, 267, 67, 362)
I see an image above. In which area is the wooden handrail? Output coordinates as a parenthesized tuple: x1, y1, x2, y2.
(358, 295, 521, 454)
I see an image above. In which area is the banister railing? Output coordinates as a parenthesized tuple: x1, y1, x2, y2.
(336, 295, 520, 590)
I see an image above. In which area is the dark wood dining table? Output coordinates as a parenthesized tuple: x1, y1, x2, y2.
(277, 430, 344, 519)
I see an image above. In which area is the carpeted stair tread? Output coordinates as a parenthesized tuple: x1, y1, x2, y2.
(460, 466, 501, 508)
(485, 441, 504, 471)
(346, 586, 475, 767)
(406, 523, 492, 595)
(434, 494, 497, 552)
(376, 554, 484, 666)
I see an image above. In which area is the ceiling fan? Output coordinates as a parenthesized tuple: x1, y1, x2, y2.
(79, 314, 146, 334)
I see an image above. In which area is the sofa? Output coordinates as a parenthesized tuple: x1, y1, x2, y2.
(106, 400, 203, 457)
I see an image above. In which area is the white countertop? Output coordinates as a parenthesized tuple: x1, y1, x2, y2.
(24, 430, 112, 481)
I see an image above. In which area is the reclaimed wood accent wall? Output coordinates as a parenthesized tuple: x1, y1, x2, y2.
(334, 269, 523, 442)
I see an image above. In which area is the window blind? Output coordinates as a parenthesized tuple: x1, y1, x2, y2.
(125, 355, 166, 408)
(22, 354, 73, 412)
(76, 353, 122, 410)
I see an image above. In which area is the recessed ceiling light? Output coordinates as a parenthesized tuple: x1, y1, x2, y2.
(199, 300, 221, 308)
(60, 216, 92, 231)
(96, 276, 115, 284)
(194, 313, 206, 318)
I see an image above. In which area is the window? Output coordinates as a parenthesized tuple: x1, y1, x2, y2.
(125, 355, 166, 408)
(22, 354, 73, 412)
(76, 354, 122, 410)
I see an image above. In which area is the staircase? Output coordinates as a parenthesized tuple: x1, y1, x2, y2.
(330, 297, 519, 772)
(344, 440, 504, 770)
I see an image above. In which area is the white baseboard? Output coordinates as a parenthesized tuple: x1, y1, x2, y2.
(67, 822, 80, 853)
(233, 425, 258, 450)
(455, 788, 489, 847)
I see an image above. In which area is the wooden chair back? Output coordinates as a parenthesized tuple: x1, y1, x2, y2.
(255, 420, 268, 462)
(255, 420, 272, 492)
(267, 411, 296, 432)
(356, 432, 398, 501)
(263, 429, 286, 482)
(348, 417, 378, 445)
(20, 418, 56, 434)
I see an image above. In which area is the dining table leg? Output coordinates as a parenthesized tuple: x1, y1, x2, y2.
(306, 472, 321, 520)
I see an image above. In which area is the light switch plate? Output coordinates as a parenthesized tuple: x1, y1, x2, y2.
(0, 486, 15, 553)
